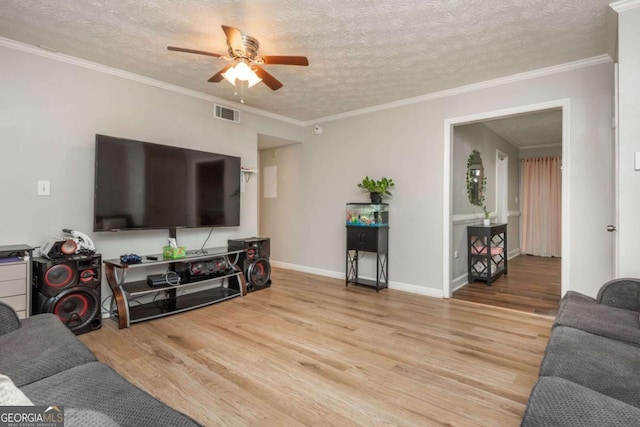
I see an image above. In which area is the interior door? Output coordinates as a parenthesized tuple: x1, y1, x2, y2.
(562, 104, 616, 297)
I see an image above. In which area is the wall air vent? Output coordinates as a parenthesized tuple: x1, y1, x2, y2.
(214, 104, 241, 123)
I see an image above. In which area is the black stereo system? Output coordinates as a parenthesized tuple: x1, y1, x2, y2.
(32, 254, 102, 335)
(174, 257, 233, 285)
(228, 237, 272, 292)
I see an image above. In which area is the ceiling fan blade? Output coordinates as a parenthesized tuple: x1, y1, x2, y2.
(167, 46, 222, 58)
(260, 56, 309, 66)
(208, 64, 234, 82)
(253, 66, 283, 90)
(221, 25, 245, 53)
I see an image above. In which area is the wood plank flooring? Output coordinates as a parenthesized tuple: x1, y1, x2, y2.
(80, 268, 552, 426)
(452, 255, 561, 316)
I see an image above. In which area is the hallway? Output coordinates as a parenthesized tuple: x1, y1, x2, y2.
(452, 255, 561, 316)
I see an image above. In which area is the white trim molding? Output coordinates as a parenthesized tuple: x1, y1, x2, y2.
(271, 260, 443, 298)
(270, 260, 343, 280)
(520, 144, 562, 150)
(610, 0, 640, 12)
(0, 37, 304, 127)
(307, 55, 610, 125)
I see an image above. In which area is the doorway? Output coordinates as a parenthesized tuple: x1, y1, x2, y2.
(443, 100, 571, 307)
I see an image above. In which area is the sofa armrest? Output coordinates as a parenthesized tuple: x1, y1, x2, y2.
(596, 278, 640, 311)
(0, 302, 21, 336)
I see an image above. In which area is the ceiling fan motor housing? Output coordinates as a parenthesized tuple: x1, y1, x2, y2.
(229, 34, 260, 60)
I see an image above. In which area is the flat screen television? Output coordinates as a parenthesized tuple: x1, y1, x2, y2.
(93, 134, 241, 232)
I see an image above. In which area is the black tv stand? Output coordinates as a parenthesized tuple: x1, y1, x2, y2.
(104, 247, 246, 329)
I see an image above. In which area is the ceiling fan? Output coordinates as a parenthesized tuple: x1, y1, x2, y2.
(168, 25, 309, 91)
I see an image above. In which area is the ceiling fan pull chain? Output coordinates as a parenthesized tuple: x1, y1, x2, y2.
(240, 81, 245, 104)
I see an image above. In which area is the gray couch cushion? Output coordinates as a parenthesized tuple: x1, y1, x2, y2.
(22, 362, 201, 427)
(0, 302, 21, 336)
(0, 314, 96, 387)
(554, 291, 640, 346)
(521, 376, 640, 426)
(540, 326, 640, 407)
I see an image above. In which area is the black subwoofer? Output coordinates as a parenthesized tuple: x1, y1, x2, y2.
(32, 255, 102, 335)
(228, 237, 271, 292)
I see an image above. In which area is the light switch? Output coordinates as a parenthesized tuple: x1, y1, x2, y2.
(37, 180, 50, 196)
(635, 152, 640, 171)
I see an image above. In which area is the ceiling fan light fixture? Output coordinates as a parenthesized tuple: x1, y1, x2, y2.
(223, 61, 262, 88)
(246, 70, 262, 88)
(221, 66, 238, 85)
(233, 61, 252, 80)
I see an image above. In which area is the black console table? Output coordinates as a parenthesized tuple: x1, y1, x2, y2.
(467, 223, 508, 286)
(104, 247, 247, 329)
(345, 203, 389, 292)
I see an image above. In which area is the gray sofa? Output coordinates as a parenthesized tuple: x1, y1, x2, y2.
(0, 302, 201, 426)
(522, 278, 640, 426)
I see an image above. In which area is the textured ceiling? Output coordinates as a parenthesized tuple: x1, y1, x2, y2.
(0, 0, 614, 122)
(482, 109, 563, 148)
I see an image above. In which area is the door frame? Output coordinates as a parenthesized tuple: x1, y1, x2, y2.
(442, 99, 571, 298)
(495, 149, 509, 224)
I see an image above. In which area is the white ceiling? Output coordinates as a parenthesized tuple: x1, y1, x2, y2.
(0, 0, 615, 123)
(482, 109, 563, 149)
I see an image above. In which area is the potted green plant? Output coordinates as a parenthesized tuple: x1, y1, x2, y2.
(483, 205, 490, 226)
(357, 176, 395, 204)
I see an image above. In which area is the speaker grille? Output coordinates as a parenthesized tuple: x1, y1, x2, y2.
(33, 254, 102, 335)
(41, 288, 100, 334)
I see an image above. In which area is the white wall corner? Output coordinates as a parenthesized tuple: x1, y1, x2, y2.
(508, 248, 521, 260)
(610, 0, 640, 12)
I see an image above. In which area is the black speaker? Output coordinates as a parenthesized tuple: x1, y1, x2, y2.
(228, 237, 270, 259)
(32, 255, 102, 335)
(228, 237, 271, 292)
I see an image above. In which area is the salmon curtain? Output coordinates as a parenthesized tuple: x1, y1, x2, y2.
(521, 157, 561, 257)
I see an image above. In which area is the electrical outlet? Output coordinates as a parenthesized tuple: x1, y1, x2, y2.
(37, 180, 50, 196)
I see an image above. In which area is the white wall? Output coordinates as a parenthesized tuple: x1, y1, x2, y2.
(617, 6, 640, 277)
(0, 45, 302, 303)
(263, 61, 614, 297)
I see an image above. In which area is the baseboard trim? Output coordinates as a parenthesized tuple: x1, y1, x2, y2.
(508, 249, 521, 260)
(271, 260, 444, 298)
(270, 260, 344, 280)
(452, 273, 469, 292)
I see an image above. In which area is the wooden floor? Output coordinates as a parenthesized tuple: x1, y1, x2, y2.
(80, 268, 552, 426)
(452, 255, 561, 316)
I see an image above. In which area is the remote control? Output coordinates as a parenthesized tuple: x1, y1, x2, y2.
(146, 255, 158, 260)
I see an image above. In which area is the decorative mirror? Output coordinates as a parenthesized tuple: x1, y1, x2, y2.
(466, 150, 486, 206)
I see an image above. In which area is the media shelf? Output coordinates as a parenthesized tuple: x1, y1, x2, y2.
(104, 247, 247, 328)
(127, 287, 241, 324)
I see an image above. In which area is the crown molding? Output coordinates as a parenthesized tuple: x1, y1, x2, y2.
(519, 143, 562, 150)
(305, 55, 612, 126)
(0, 37, 305, 127)
(0, 36, 614, 129)
(610, 0, 640, 12)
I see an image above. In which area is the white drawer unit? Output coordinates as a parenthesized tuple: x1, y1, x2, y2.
(0, 244, 34, 318)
